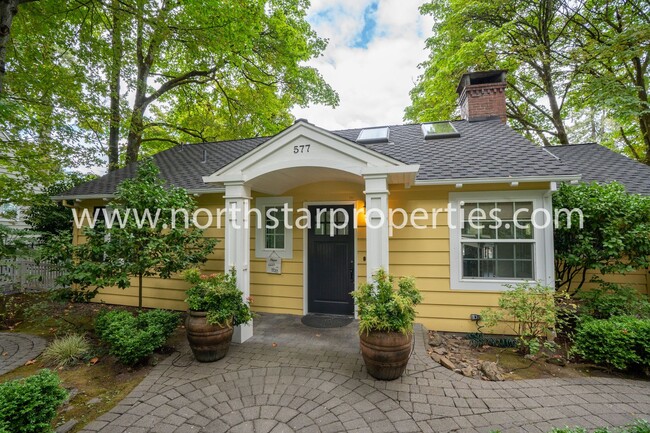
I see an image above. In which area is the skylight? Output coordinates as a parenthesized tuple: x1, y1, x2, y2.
(421, 122, 460, 139)
(356, 127, 390, 144)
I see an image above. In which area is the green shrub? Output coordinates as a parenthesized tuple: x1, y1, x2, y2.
(571, 316, 650, 371)
(351, 268, 422, 335)
(184, 269, 252, 327)
(0, 369, 68, 433)
(578, 281, 650, 319)
(95, 309, 179, 365)
(42, 334, 91, 367)
(480, 282, 560, 355)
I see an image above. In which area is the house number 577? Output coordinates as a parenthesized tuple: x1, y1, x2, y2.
(293, 144, 310, 154)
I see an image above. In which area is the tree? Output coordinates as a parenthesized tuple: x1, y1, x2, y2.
(553, 182, 650, 295)
(4, 1, 337, 173)
(567, 0, 650, 164)
(407, 0, 577, 146)
(1, 1, 104, 204)
(121, 0, 338, 164)
(45, 159, 217, 307)
(0, 0, 39, 94)
(24, 172, 95, 240)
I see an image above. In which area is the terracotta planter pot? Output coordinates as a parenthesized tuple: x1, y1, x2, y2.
(360, 330, 413, 380)
(186, 311, 234, 362)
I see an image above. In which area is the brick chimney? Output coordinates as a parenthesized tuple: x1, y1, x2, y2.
(456, 70, 507, 122)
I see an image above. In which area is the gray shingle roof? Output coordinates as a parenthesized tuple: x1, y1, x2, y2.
(544, 143, 650, 195)
(332, 120, 574, 181)
(56, 120, 578, 199)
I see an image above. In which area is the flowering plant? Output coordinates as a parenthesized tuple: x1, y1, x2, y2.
(183, 268, 252, 327)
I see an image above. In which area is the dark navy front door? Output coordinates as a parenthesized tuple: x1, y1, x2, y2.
(307, 205, 355, 315)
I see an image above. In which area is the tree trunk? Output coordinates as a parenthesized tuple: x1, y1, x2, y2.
(0, 0, 19, 94)
(542, 62, 570, 145)
(108, 0, 123, 172)
(632, 57, 650, 165)
(126, 104, 144, 164)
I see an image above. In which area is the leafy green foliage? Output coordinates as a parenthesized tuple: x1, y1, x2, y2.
(184, 268, 252, 327)
(407, 0, 649, 157)
(0, 223, 31, 262)
(578, 281, 650, 319)
(351, 269, 422, 335)
(24, 173, 96, 240)
(43, 159, 217, 307)
(553, 182, 650, 294)
(480, 282, 559, 355)
(571, 316, 650, 371)
(407, 0, 576, 146)
(567, 0, 650, 163)
(4, 0, 338, 171)
(0, 369, 68, 433)
(41, 334, 92, 367)
(95, 308, 179, 365)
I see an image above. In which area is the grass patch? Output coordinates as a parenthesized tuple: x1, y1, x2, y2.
(42, 335, 92, 368)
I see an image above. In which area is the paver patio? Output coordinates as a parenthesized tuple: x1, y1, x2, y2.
(80, 314, 649, 433)
(0, 332, 46, 376)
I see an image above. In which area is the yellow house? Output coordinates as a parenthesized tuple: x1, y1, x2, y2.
(54, 71, 650, 342)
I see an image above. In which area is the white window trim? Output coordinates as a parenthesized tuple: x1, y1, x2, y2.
(449, 190, 554, 291)
(255, 196, 293, 259)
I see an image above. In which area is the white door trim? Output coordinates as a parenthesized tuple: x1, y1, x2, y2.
(302, 200, 359, 318)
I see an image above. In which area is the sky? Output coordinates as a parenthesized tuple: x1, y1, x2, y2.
(290, 0, 434, 130)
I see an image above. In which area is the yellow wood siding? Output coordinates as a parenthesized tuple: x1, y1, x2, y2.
(74, 180, 650, 334)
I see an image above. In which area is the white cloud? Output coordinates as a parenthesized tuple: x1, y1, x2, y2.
(292, 0, 434, 130)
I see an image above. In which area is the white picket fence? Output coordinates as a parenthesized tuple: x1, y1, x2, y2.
(0, 259, 63, 294)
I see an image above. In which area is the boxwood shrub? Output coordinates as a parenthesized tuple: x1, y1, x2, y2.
(0, 369, 68, 433)
(572, 316, 650, 371)
(95, 309, 179, 365)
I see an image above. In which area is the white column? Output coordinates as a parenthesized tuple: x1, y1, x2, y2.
(364, 174, 390, 282)
(224, 181, 252, 343)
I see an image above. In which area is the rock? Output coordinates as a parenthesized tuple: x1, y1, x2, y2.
(430, 353, 442, 363)
(546, 356, 567, 367)
(87, 397, 102, 405)
(63, 388, 78, 405)
(428, 332, 444, 347)
(480, 361, 504, 381)
(440, 356, 456, 370)
(461, 366, 474, 377)
(432, 347, 447, 356)
(56, 420, 77, 433)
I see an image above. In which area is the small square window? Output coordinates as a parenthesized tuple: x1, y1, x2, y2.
(255, 197, 293, 260)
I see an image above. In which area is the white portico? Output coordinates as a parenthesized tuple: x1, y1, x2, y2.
(202, 120, 419, 342)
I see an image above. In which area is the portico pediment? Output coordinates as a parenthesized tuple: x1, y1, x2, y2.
(202, 121, 419, 194)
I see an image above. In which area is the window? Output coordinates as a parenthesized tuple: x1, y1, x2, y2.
(255, 197, 293, 259)
(421, 122, 460, 139)
(460, 202, 534, 280)
(264, 206, 285, 249)
(314, 209, 349, 236)
(356, 127, 390, 144)
(449, 191, 554, 291)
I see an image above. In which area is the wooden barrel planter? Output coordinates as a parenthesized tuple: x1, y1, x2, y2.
(186, 311, 234, 362)
(360, 331, 413, 380)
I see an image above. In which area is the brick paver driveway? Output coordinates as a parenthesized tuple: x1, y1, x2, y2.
(0, 332, 46, 376)
(81, 314, 650, 433)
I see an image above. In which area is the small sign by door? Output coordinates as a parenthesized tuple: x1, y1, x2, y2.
(266, 253, 282, 274)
